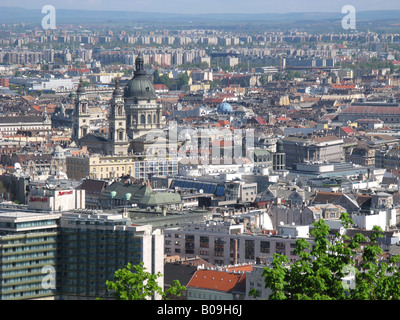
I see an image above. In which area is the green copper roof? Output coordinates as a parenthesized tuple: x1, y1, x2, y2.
(124, 54, 157, 100)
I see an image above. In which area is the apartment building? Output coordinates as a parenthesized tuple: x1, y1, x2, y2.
(0, 211, 60, 300)
(57, 213, 164, 300)
(164, 220, 311, 266)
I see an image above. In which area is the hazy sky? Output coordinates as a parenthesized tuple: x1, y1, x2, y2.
(0, 0, 398, 14)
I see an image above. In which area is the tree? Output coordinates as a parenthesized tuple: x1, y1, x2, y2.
(104, 262, 186, 300)
(261, 213, 400, 300)
(273, 72, 284, 81)
(177, 72, 189, 90)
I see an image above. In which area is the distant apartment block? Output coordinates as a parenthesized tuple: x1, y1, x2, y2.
(0, 78, 9, 87)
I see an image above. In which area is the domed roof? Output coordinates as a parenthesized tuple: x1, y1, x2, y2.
(113, 78, 124, 97)
(217, 102, 233, 113)
(236, 105, 247, 112)
(52, 145, 65, 158)
(124, 53, 156, 100)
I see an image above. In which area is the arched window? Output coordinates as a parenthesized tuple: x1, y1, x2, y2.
(153, 114, 157, 124)
(119, 131, 123, 141)
(148, 114, 152, 124)
(141, 114, 145, 124)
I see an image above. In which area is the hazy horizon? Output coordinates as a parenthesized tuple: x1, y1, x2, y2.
(0, 0, 399, 15)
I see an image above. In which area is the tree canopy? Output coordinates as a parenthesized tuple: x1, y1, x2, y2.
(258, 213, 400, 300)
(104, 262, 186, 300)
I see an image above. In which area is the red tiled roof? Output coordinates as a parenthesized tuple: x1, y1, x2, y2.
(187, 269, 246, 293)
(332, 84, 356, 89)
(341, 127, 354, 134)
(218, 120, 231, 126)
(276, 117, 291, 121)
(255, 116, 267, 125)
(154, 84, 169, 90)
(226, 265, 253, 272)
(203, 97, 225, 104)
(342, 105, 400, 115)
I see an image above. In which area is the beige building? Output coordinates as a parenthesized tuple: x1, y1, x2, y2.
(66, 153, 178, 181)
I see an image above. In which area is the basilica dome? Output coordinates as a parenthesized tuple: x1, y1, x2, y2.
(124, 53, 157, 100)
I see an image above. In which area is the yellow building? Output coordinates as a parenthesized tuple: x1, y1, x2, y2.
(66, 153, 178, 181)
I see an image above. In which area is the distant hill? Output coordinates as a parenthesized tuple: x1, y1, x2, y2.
(2, 7, 400, 25)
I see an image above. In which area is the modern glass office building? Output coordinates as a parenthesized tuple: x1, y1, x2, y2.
(57, 213, 164, 300)
(0, 211, 164, 300)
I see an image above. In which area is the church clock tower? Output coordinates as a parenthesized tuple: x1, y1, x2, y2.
(71, 78, 91, 142)
(107, 79, 129, 155)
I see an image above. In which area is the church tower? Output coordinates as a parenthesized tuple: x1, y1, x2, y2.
(124, 53, 162, 139)
(71, 79, 90, 142)
(107, 79, 129, 155)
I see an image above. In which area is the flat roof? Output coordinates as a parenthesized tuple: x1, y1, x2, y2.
(0, 210, 61, 221)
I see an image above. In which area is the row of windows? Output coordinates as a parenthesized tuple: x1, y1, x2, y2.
(16, 220, 58, 229)
(2, 266, 46, 278)
(166, 235, 299, 255)
(3, 244, 56, 254)
(2, 252, 55, 263)
(2, 288, 54, 300)
(2, 258, 56, 270)
(0, 126, 46, 132)
(2, 274, 47, 285)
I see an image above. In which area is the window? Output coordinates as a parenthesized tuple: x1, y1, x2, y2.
(185, 235, 195, 254)
(260, 241, 270, 253)
(245, 240, 255, 260)
(200, 236, 209, 248)
(276, 242, 286, 255)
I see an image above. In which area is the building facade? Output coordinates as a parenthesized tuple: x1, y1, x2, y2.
(0, 211, 60, 300)
(282, 135, 344, 169)
(57, 213, 164, 300)
(27, 186, 85, 212)
(66, 153, 178, 181)
(124, 53, 163, 139)
(164, 220, 310, 266)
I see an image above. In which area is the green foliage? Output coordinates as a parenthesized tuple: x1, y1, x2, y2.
(153, 69, 175, 89)
(262, 213, 400, 300)
(176, 72, 189, 90)
(285, 70, 303, 80)
(342, 58, 399, 74)
(104, 262, 186, 300)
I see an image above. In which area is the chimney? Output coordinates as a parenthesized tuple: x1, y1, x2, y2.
(234, 239, 238, 265)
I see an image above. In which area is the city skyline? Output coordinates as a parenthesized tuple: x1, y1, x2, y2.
(0, 0, 400, 15)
